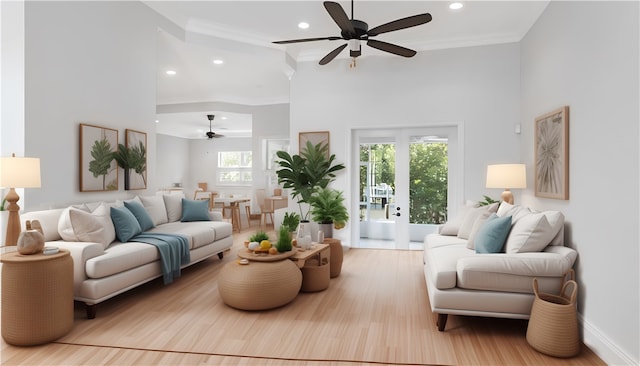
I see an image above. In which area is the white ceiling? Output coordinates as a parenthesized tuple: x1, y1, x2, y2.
(149, 1, 549, 138)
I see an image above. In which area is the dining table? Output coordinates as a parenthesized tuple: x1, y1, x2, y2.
(214, 197, 250, 232)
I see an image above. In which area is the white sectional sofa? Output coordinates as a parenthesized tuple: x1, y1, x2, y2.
(423, 201, 578, 331)
(20, 193, 233, 319)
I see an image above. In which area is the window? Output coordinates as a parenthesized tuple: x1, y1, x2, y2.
(217, 151, 252, 185)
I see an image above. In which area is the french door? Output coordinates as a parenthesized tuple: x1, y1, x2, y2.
(351, 126, 461, 249)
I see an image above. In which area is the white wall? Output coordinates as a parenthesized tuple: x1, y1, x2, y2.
(156, 134, 190, 189)
(290, 43, 523, 243)
(21, 1, 178, 209)
(520, 2, 639, 364)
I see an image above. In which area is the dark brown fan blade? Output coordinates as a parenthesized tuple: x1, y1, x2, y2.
(367, 13, 432, 36)
(324, 1, 355, 35)
(273, 36, 342, 44)
(367, 39, 416, 57)
(319, 43, 348, 65)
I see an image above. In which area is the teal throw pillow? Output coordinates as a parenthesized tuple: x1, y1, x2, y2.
(124, 201, 155, 231)
(475, 214, 512, 253)
(181, 199, 211, 222)
(110, 206, 142, 242)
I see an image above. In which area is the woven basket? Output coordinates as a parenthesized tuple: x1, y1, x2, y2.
(300, 257, 330, 292)
(526, 275, 580, 357)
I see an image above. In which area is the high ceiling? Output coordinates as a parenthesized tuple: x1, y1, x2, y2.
(149, 1, 549, 138)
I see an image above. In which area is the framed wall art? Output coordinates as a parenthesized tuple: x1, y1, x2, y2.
(79, 123, 119, 192)
(299, 131, 330, 158)
(534, 106, 569, 200)
(125, 129, 147, 190)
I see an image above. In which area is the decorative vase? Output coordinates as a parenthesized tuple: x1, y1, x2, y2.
(296, 221, 312, 250)
(17, 229, 45, 255)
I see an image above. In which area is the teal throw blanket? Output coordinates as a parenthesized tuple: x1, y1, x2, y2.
(131, 233, 190, 285)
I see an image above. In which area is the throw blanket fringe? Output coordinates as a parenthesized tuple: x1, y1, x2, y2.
(131, 233, 190, 285)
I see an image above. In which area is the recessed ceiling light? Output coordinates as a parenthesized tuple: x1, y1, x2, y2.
(449, 2, 463, 10)
(155, 120, 159, 123)
(221, 116, 228, 120)
(213, 59, 224, 65)
(166, 70, 176, 75)
(298, 22, 309, 29)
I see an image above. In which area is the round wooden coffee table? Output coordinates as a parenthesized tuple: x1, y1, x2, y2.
(218, 253, 301, 310)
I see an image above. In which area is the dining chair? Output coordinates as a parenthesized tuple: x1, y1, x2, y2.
(248, 189, 273, 229)
(193, 182, 217, 211)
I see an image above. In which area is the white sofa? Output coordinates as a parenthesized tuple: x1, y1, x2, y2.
(423, 202, 578, 331)
(20, 193, 233, 319)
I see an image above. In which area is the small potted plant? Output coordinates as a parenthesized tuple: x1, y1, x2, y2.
(309, 188, 349, 239)
(309, 188, 348, 278)
(276, 225, 293, 253)
(281, 211, 301, 235)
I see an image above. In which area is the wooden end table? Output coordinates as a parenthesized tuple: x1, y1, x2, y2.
(1, 249, 74, 346)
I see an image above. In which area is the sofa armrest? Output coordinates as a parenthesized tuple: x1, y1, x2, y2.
(457, 246, 577, 278)
(48, 241, 105, 294)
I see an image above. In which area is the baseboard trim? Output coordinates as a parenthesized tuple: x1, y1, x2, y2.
(580, 314, 638, 365)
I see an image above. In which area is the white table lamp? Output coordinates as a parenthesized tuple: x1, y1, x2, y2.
(486, 164, 526, 204)
(1, 154, 42, 246)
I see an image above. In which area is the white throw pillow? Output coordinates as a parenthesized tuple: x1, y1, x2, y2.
(440, 201, 477, 236)
(497, 203, 531, 224)
(466, 210, 493, 249)
(163, 194, 183, 222)
(540, 210, 565, 246)
(58, 203, 115, 249)
(457, 203, 498, 240)
(140, 195, 168, 226)
(504, 213, 555, 253)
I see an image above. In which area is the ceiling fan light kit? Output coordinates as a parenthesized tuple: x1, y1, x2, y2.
(273, 0, 432, 66)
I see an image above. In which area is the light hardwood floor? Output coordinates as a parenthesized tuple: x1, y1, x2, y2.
(1, 227, 606, 366)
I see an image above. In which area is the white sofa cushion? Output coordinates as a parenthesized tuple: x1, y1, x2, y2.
(440, 201, 477, 236)
(139, 195, 168, 226)
(539, 210, 565, 246)
(86, 241, 160, 279)
(21, 208, 66, 242)
(466, 210, 492, 249)
(163, 194, 183, 222)
(424, 243, 474, 290)
(457, 203, 498, 240)
(505, 213, 555, 253)
(58, 204, 116, 249)
(456, 246, 578, 293)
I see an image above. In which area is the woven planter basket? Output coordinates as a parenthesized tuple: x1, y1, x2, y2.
(218, 259, 302, 310)
(300, 257, 330, 292)
(526, 275, 580, 357)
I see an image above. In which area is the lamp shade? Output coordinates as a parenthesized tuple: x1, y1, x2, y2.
(0, 156, 41, 188)
(486, 164, 526, 189)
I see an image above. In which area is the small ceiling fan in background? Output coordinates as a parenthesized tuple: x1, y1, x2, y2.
(205, 114, 224, 139)
(273, 0, 432, 66)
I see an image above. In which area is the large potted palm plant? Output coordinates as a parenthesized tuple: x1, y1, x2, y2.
(275, 141, 345, 222)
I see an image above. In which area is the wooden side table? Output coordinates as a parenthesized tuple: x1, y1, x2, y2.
(1, 249, 74, 346)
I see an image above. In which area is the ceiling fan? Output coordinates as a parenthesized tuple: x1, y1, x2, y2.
(205, 114, 224, 139)
(273, 0, 432, 66)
